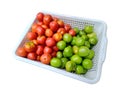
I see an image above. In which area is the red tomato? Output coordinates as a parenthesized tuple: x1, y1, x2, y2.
(57, 20, 64, 27)
(41, 24, 48, 29)
(36, 12, 44, 21)
(36, 45, 44, 55)
(37, 21, 43, 26)
(51, 51, 57, 57)
(16, 47, 27, 57)
(32, 39, 39, 45)
(27, 52, 37, 60)
(53, 46, 59, 52)
(69, 29, 76, 36)
(43, 14, 52, 25)
(53, 33, 62, 42)
(46, 38, 56, 47)
(37, 55, 41, 61)
(40, 54, 52, 64)
(49, 21, 59, 32)
(64, 24, 71, 33)
(37, 36, 46, 45)
(36, 26, 45, 36)
(57, 28, 66, 35)
(32, 23, 38, 33)
(45, 29, 53, 37)
(24, 42, 37, 52)
(27, 32, 37, 40)
(44, 46, 52, 54)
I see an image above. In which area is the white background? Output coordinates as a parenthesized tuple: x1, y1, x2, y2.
(0, 0, 120, 89)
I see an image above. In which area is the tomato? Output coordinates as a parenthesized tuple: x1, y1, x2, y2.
(63, 33, 72, 43)
(57, 28, 66, 35)
(53, 46, 59, 52)
(71, 55, 82, 64)
(36, 21, 43, 26)
(69, 29, 76, 36)
(16, 47, 27, 57)
(36, 45, 44, 55)
(82, 59, 93, 70)
(57, 40, 66, 50)
(40, 54, 52, 64)
(45, 29, 53, 37)
(49, 21, 59, 32)
(53, 33, 62, 42)
(43, 14, 52, 25)
(24, 41, 37, 52)
(31, 23, 38, 33)
(27, 32, 37, 40)
(36, 12, 44, 21)
(44, 46, 52, 54)
(41, 24, 48, 29)
(46, 38, 56, 47)
(50, 58, 62, 68)
(37, 55, 41, 61)
(64, 24, 71, 33)
(27, 52, 37, 60)
(57, 20, 64, 27)
(32, 39, 39, 45)
(36, 26, 45, 36)
(51, 51, 57, 57)
(37, 36, 46, 45)
(53, 17, 58, 21)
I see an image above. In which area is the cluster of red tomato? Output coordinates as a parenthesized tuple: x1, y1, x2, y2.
(16, 12, 76, 64)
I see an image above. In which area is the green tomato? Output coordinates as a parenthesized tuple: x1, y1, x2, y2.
(71, 55, 82, 64)
(73, 27, 79, 34)
(61, 58, 68, 69)
(87, 32, 97, 38)
(84, 41, 90, 48)
(63, 46, 73, 57)
(73, 45, 79, 54)
(65, 61, 76, 72)
(56, 51, 63, 58)
(75, 37, 85, 46)
(57, 40, 66, 50)
(78, 46, 90, 57)
(81, 34, 88, 40)
(82, 59, 93, 70)
(89, 37, 98, 45)
(50, 58, 62, 68)
(85, 50, 95, 59)
(71, 36, 77, 45)
(79, 30, 86, 36)
(63, 33, 72, 43)
(75, 65, 84, 74)
(82, 68, 87, 74)
(84, 25, 93, 34)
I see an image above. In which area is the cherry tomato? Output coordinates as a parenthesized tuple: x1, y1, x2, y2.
(49, 21, 59, 32)
(46, 38, 56, 47)
(24, 41, 37, 52)
(16, 47, 27, 57)
(37, 36, 46, 45)
(36, 12, 44, 21)
(53, 46, 59, 52)
(40, 54, 52, 64)
(36, 21, 43, 26)
(51, 51, 57, 57)
(27, 52, 37, 60)
(57, 28, 66, 35)
(57, 20, 64, 27)
(31, 23, 38, 33)
(53, 33, 62, 42)
(41, 24, 48, 29)
(36, 45, 44, 55)
(64, 24, 71, 33)
(69, 29, 76, 36)
(27, 32, 37, 40)
(43, 14, 52, 25)
(32, 39, 39, 45)
(37, 55, 41, 61)
(44, 46, 52, 54)
(36, 26, 45, 36)
(45, 29, 53, 37)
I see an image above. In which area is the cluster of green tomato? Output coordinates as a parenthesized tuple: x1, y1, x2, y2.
(50, 25, 98, 74)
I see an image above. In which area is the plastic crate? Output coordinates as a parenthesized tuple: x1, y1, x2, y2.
(14, 12, 107, 84)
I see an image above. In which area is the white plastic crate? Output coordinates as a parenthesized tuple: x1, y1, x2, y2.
(14, 12, 107, 84)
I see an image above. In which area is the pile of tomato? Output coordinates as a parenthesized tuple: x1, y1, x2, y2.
(17, 12, 98, 75)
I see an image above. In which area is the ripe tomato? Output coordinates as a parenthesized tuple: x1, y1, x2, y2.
(37, 36, 46, 45)
(53, 33, 62, 42)
(37, 55, 41, 61)
(57, 20, 64, 27)
(27, 52, 37, 60)
(45, 29, 53, 37)
(49, 21, 59, 32)
(27, 32, 37, 40)
(36, 45, 44, 55)
(69, 29, 76, 36)
(16, 47, 27, 57)
(53, 46, 59, 52)
(64, 24, 71, 33)
(36, 26, 45, 36)
(24, 41, 37, 52)
(41, 24, 48, 29)
(44, 46, 52, 54)
(51, 51, 57, 57)
(37, 21, 43, 26)
(43, 14, 52, 25)
(32, 39, 39, 45)
(40, 54, 52, 64)
(32, 23, 38, 33)
(36, 12, 44, 21)
(46, 38, 56, 47)
(57, 28, 66, 35)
